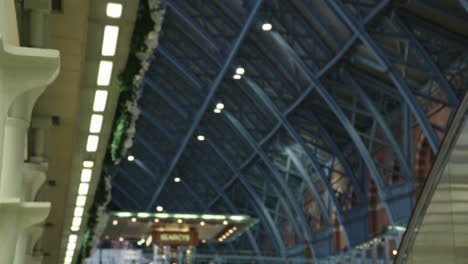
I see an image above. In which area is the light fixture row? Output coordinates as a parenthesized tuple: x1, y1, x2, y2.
(218, 226, 237, 242)
(65, 2, 124, 264)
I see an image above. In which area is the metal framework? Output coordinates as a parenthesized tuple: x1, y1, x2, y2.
(108, 0, 468, 260)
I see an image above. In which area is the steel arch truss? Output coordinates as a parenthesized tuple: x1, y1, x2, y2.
(109, 0, 468, 260)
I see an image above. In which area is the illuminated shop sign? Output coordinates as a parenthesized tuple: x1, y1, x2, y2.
(152, 231, 199, 245)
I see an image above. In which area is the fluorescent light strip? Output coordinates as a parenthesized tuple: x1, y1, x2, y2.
(80, 169, 92, 182)
(93, 90, 108, 112)
(97, 61, 113, 86)
(74, 207, 84, 217)
(83, 161, 94, 168)
(86, 135, 99, 152)
(102, 26, 119, 56)
(89, 114, 103, 133)
(78, 183, 89, 195)
(72, 216, 82, 227)
(76, 196, 87, 206)
(106, 3, 123, 18)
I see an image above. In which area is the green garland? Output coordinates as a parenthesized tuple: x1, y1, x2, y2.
(108, 0, 156, 163)
(77, 1, 163, 261)
(76, 172, 110, 262)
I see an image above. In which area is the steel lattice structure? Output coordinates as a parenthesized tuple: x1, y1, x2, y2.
(107, 0, 468, 261)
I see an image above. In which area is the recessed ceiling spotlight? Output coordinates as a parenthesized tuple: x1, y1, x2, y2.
(262, 23, 272, 31)
(119, 237, 124, 242)
(174, 177, 181, 183)
(216, 103, 224, 110)
(197, 135, 205, 141)
(127, 155, 135, 161)
(202, 239, 206, 243)
(236, 67, 245, 75)
(131, 217, 137, 223)
(392, 250, 398, 256)
(223, 220, 229, 225)
(112, 220, 118, 226)
(214, 108, 221, 114)
(228, 230, 233, 234)
(200, 221, 205, 226)
(177, 219, 183, 224)
(154, 218, 160, 223)
(156, 206, 164, 212)
(218, 238, 223, 242)
(233, 74, 242, 80)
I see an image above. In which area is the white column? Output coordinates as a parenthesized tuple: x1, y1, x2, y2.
(14, 224, 45, 264)
(0, 117, 29, 198)
(23, 163, 48, 201)
(0, 26, 59, 264)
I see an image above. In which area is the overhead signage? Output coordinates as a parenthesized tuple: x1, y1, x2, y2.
(152, 231, 199, 245)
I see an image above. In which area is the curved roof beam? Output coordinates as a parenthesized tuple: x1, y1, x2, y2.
(204, 137, 287, 257)
(326, 0, 457, 153)
(145, 0, 265, 211)
(223, 111, 324, 258)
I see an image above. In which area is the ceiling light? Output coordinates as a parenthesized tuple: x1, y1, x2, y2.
(112, 220, 118, 226)
(222, 235, 226, 239)
(80, 168, 92, 182)
(233, 74, 241, 80)
(216, 103, 224, 110)
(66, 250, 74, 257)
(78, 183, 89, 195)
(74, 207, 84, 217)
(235, 67, 245, 75)
(86, 135, 99, 152)
(173, 214, 198, 219)
(223, 220, 229, 225)
(65, 256, 73, 263)
(76, 196, 86, 207)
(67, 242, 76, 251)
(137, 212, 151, 218)
(229, 215, 248, 221)
(233, 227, 237, 231)
(69, 235, 78, 242)
(154, 218, 160, 223)
(218, 238, 223, 242)
(202, 215, 226, 220)
(106, 3, 123, 18)
(262, 23, 272, 31)
(202, 240, 206, 243)
(131, 217, 137, 223)
(174, 177, 181, 183)
(155, 213, 170, 218)
(115, 212, 133, 217)
(93, 90, 108, 112)
(392, 250, 398, 256)
(213, 108, 221, 113)
(102, 26, 119, 56)
(119, 237, 124, 242)
(127, 155, 135, 161)
(177, 219, 183, 224)
(71, 226, 80, 232)
(89, 114, 104, 133)
(83, 161, 94, 168)
(97, 60, 113, 86)
(72, 217, 82, 227)
(228, 230, 233, 234)
(156, 206, 164, 212)
(200, 221, 205, 226)
(197, 135, 205, 141)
